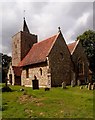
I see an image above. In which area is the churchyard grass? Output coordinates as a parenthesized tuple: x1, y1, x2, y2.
(1, 85, 93, 118)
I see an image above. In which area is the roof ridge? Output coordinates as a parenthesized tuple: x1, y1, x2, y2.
(33, 33, 58, 46)
(46, 32, 60, 57)
(71, 40, 79, 55)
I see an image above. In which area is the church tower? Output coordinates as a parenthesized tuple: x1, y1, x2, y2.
(12, 18, 38, 66)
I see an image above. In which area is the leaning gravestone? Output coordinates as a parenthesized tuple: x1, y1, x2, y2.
(77, 80, 81, 86)
(62, 82, 66, 89)
(88, 83, 91, 90)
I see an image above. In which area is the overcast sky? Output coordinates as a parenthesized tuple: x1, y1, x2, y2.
(0, 1, 94, 56)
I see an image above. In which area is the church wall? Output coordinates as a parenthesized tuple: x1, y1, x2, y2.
(12, 32, 21, 66)
(21, 62, 49, 87)
(21, 31, 37, 60)
(48, 33, 72, 86)
(12, 31, 37, 66)
(71, 41, 89, 83)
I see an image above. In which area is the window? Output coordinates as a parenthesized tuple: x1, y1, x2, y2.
(40, 68, 42, 76)
(60, 52, 64, 60)
(15, 44, 17, 48)
(77, 58, 84, 74)
(26, 68, 29, 78)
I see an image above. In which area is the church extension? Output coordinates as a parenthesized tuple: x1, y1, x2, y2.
(7, 18, 92, 88)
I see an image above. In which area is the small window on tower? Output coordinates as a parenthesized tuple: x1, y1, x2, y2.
(40, 68, 42, 76)
(15, 44, 17, 48)
(26, 68, 29, 78)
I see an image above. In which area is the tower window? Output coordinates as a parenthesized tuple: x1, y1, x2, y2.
(40, 68, 42, 76)
(26, 68, 29, 78)
(15, 44, 17, 48)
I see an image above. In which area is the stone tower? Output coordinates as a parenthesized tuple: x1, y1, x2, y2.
(12, 18, 38, 66)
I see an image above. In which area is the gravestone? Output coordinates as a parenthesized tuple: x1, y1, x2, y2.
(62, 82, 66, 89)
(88, 83, 91, 90)
(32, 75, 39, 90)
(91, 85, 94, 90)
(77, 80, 81, 86)
(80, 86, 83, 89)
(85, 85, 88, 88)
(71, 80, 75, 87)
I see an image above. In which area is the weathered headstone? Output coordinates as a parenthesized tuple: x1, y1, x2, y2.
(91, 85, 94, 90)
(88, 83, 91, 90)
(71, 80, 75, 87)
(85, 85, 88, 88)
(62, 82, 66, 89)
(80, 86, 83, 89)
(77, 80, 81, 86)
(32, 75, 39, 90)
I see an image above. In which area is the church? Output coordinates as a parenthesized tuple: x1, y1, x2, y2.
(7, 18, 91, 88)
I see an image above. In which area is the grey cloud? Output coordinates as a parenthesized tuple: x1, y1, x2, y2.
(1, 2, 93, 56)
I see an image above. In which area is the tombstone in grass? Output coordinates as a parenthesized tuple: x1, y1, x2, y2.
(91, 85, 94, 90)
(85, 85, 88, 88)
(88, 83, 91, 90)
(77, 80, 81, 86)
(62, 82, 66, 89)
(32, 75, 39, 90)
(71, 80, 75, 87)
(93, 83, 95, 89)
(80, 86, 83, 89)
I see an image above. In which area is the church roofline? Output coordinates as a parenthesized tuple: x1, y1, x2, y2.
(71, 40, 79, 55)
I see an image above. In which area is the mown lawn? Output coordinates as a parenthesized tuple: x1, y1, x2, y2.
(0, 84, 94, 118)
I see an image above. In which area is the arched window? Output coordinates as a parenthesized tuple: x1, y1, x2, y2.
(26, 68, 29, 78)
(40, 68, 42, 76)
(60, 52, 64, 60)
(77, 58, 84, 74)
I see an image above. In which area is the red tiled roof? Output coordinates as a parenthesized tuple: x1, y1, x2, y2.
(12, 66, 22, 76)
(19, 33, 59, 67)
(67, 41, 77, 53)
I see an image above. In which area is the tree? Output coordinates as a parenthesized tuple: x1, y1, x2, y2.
(77, 30, 95, 81)
(1, 53, 12, 82)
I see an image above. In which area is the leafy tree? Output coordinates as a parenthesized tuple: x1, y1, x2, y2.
(77, 30, 95, 81)
(1, 53, 12, 82)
